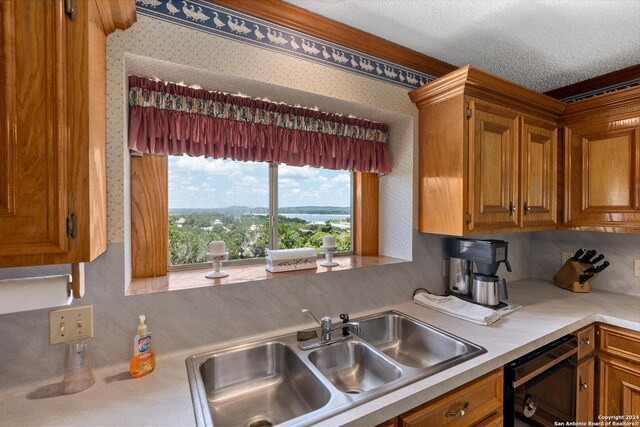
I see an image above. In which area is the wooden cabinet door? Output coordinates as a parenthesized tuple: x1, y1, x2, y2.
(468, 99, 519, 230)
(0, 0, 69, 258)
(576, 356, 595, 422)
(521, 117, 557, 227)
(598, 354, 640, 417)
(565, 120, 640, 227)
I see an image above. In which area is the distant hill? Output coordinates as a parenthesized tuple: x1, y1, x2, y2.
(169, 206, 350, 215)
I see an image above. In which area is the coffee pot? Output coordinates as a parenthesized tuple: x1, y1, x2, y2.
(446, 238, 512, 307)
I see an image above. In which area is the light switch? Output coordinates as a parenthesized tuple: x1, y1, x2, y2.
(634, 260, 640, 277)
(49, 305, 93, 344)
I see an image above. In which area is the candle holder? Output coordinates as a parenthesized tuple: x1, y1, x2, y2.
(205, 252, 229, 278)
(320, 245, 338, 267)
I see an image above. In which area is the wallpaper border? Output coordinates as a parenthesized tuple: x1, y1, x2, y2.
(135, 0, 437, 89)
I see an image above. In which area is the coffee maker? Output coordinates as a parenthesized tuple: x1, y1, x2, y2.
(447, 238, 512, 307)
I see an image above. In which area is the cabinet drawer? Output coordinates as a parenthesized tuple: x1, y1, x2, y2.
(400, 369, 503, 427)
(598, 324, 640, 365)
(574, 325, 595, 360)
(474, 412, 502, 427)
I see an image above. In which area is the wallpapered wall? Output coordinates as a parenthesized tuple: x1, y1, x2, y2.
(107, 15, 419, 273)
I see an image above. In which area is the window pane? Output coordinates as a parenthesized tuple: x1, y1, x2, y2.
(277, 165, 351, 253)
(168, 156, 269, 265)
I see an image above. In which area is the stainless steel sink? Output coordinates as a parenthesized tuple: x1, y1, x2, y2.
(356, 313, 475, 369)
(186, 310, 486, 426)
(187, 342, 331, 427)
(308, 341, 402, 394)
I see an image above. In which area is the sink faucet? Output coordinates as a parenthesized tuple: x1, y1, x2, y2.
(320, 317, 360, 342)
(300, 309, 360, 350)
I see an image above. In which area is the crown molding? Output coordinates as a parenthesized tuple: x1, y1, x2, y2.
(545, 64, 640, 103)
(206, 0, 457, 78)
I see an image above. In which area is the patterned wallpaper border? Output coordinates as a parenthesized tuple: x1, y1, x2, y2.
(135, 0, 437, 89)
(560, 79, 640, 103)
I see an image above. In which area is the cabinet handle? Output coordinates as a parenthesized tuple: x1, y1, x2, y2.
(579, 377, 588, 390)
(65, 0, 76, 21)
(446, 402, 469, 418)
(524, 202, 531, 215)
(580, 337, 590, 346)
(509, 202, 516, 216)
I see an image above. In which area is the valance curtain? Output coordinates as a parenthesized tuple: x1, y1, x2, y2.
(128, 76, 391, 174)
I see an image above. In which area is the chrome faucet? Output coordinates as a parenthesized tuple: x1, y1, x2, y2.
(320, 317, 360, 342)
(300, 309, 360, 350)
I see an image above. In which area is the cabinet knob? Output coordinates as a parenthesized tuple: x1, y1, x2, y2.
(580, 377, 588, 390)
(580, 337, 590, 346)
(509, 202, 516, 216)
(446, 402, 469, 418)
(524, 202, 531, 215)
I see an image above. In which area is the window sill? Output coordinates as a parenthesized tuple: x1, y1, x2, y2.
(126, 255, 407, 296)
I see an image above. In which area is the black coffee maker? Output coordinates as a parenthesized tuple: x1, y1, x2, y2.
(446, 238, 512, 306)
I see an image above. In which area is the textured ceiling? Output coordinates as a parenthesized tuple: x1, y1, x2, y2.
(284, 0, 640, 93)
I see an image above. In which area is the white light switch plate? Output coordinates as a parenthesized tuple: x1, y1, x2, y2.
(562, 252, 573, 264)
(49, 305, 94, 344)
(635, 260, 640, 277)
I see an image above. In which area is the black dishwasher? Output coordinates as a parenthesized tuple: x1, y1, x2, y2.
(504, 334, 579, 426)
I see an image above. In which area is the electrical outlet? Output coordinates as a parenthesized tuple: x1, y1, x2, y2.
(635, 260, 640, 277)
(49, 305, 94, 345)
(562, 252, 574, 264)
(443, 259, 450, 277)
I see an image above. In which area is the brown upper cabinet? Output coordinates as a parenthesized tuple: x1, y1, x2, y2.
(0, 0, 136, 267)
(409, 66, 565, 236)
(561, 86, 640, 232)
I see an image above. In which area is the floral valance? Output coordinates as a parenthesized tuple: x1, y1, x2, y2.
(128, 76, 391, 174)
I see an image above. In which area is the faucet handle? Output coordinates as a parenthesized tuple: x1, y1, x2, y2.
(339, 313, 350, 336)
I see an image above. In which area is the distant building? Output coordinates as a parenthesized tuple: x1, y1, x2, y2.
(175, 217, 186, 228)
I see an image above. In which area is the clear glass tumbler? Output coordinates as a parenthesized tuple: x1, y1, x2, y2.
(62, 338, 95, 394)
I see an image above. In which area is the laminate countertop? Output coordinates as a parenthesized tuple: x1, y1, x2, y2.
(1, 279, 639, 426)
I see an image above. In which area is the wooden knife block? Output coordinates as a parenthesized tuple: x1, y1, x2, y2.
(552, 260, 598, 293)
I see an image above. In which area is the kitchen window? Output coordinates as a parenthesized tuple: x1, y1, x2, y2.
(127, 75, 390, 283)
(167, 156, 352, 268)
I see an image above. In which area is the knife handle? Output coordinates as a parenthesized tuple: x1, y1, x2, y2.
(572, 248, 586, 260)
(596, 261, 610, 273)
(579, 250, 596, 264)
(590, 254, 605, 264)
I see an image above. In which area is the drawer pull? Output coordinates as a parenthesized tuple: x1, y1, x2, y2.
(446, 402, 469, 418)
(579, 378, 588, 390)
(580, 337, 590, 346)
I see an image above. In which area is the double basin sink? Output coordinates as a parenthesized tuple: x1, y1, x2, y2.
(185, 311, 486, 427)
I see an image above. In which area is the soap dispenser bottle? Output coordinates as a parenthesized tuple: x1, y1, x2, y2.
(129, 315, 155, 378)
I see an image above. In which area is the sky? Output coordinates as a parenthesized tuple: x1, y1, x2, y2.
(168, 155, 352, 209)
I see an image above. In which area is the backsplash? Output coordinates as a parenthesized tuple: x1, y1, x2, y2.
(0, 230, 533, 390)
(531, 231, 640, 297)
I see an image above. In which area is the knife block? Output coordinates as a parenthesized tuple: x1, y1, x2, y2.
(552, 260, 598, 293)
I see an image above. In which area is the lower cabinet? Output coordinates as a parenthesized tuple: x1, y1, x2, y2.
(398, 369, 503, 427)
(597, 324, 640, 417)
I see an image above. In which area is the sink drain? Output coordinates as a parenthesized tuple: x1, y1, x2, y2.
(245, 416, 275, 427)
(345, 388, 364, 394)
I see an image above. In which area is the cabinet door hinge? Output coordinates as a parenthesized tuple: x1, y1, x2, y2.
(465, 212, 472, 223)
(466, 108, 472, 118)
(66, 212, 77, 239)
(65, 0, 76, 21)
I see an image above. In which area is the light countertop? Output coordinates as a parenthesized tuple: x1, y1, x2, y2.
(1, 279, 639, 426)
